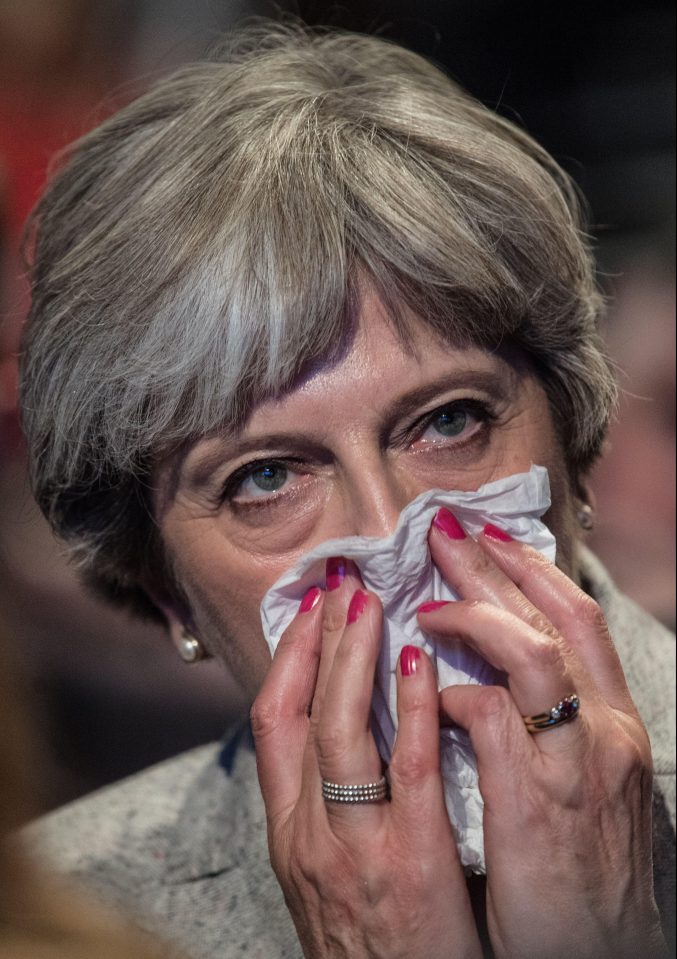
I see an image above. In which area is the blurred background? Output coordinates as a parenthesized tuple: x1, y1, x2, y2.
(0, 0, 674, 813)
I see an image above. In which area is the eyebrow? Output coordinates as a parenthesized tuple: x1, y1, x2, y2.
(378, 369, 509, 432)
(181, 367, 511, 484)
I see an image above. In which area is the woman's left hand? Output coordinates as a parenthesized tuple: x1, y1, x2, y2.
(418, 511, 667, 959)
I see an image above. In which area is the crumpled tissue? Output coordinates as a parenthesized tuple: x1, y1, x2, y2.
(260, 465, 556, 873)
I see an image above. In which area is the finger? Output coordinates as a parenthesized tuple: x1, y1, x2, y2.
(389, 647, 456, 834)
(439, 684, 534, 797)
(428, 508, 555, 633)
(390, 647, 470, 896)
(310, 557, 363, 723)
(316, 589, 387, 829)
(251, 586, 324, 824)
(478, 525, 634, 711)
(418, 600, 588, 751)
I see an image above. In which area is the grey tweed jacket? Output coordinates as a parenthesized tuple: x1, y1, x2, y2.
(24, 551, 676, 958)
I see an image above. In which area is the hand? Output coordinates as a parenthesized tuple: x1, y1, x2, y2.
(419, 512, 667, 959)
(251, 558, 482, 959)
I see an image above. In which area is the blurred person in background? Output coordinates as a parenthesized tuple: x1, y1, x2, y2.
(1, 0, 130, 442)
(0, 617, 182, 959)
(0, 0, 243, 809)
(17, 22, 674, 959)
(590, 252, 676, 629)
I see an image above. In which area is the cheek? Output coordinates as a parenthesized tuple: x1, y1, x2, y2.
(166, 525, 286, 695)
(498, 387, 579, 574)
(219, 485, 327, 557)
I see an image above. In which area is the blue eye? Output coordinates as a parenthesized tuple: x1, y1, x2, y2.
(223, 458, 303, 504)
(432, 408, 469, 437)
(416, 401, 492, 449)
(249, 464, 288, 493)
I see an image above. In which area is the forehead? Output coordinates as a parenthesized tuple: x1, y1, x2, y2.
(154, 289, 521, 502)
(212, 290, 527, 454)
(262, 291, 493, 405)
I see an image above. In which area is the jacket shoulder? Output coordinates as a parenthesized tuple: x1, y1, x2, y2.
(22, 742, 221, 890)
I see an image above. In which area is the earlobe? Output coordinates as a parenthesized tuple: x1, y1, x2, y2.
(175, 628, 207, 663)
(575, 477, 597, 532)
(147, 591, 209, 663)
(577, 476, 597, 513)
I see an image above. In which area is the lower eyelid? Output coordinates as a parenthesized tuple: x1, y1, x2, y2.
(411, 420, 491, 458)
(419, 417, 484, 442)
(227, 476, 318, 517)
(230, 468, 311, 504)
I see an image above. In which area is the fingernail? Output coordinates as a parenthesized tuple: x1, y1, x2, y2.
(483, 523, 513, 543)
(417, 600, 450, 613)
(326, 556, 346, 591)
(299, 586, 322, 613)
(432, 508, 466, 540)
(347, 589, 368, 624)
(400, 645, 421, 677)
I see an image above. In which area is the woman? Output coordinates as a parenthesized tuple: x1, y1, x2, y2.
(19, 22, 674, 959)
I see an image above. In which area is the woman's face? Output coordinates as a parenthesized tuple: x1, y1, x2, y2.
(156, 291, 577, 699)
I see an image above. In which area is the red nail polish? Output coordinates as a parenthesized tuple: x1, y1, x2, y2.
(347, 589, 368, 624)
(326, 556, 346, 591)
(417, 600, 450, 613)
(483, 523, 513, 543)
(401, 645, 421, 677)
(299, 586, 322, 613)
(432, 508, 466, 540)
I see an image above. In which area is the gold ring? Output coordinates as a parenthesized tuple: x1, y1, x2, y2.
(523, 694, 580, 733)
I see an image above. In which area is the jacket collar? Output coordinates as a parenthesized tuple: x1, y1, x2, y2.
(163, 723, 264, 885)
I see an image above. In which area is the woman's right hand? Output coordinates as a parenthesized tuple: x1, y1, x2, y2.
(251, 557, 481, 959)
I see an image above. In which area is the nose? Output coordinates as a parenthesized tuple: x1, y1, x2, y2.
(338, 456, 423, 539)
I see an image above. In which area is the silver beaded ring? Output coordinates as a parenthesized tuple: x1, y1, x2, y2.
(321, 775, 389, 804)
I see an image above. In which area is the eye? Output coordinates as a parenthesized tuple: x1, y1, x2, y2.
(429, 407, 470, 437)
(417, 401, 488, 446)
(247, 463, 288, 493)
(221, 457, 309, 505)
(237, 462, 291, 499)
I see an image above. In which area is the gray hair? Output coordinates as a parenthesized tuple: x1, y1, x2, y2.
(20, 21, 616, 620)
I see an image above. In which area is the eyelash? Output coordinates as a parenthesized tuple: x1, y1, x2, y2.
(220, 398, 497, 504)
(402, 397, 496, 447)
(220, 457, 303, 503)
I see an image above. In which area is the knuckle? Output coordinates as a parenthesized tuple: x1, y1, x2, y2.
(314, 724, 353, 768)
(609, 736, 649, 781)
(398, 692, 429, 722)
(389, 750, 434, 791)
(581, 735, 653, 809)
(249, 696, 281, 742)
(308, 699, 326, 739)
(523, 607, 560, 641)
(285, 843, 326, 892)
(573, 593, 608, 633)
(525, 635, 566, 672)
(321, 605, 348, 635)
(308, 700, 323, 734)
(519, 550, 553, 582)
(475, 685, 513, 723)
(466, 549, 495, 579)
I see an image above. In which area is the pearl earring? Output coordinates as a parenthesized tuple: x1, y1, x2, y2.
(178, 629, 205, 663)
(576, 503, 595, 531)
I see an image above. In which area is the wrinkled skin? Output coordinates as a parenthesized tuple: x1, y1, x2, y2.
(156, 292, 665, 957)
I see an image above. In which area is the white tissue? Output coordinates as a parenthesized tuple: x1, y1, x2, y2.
(260, 465, 556, 873)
